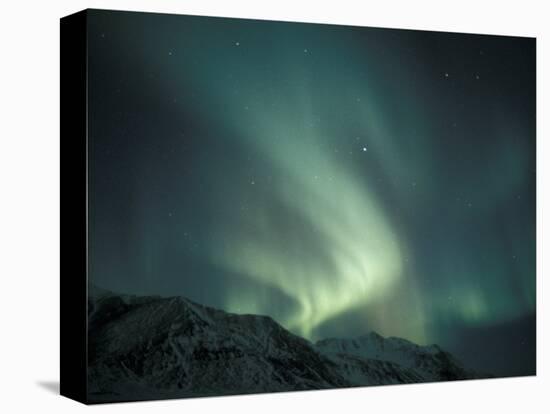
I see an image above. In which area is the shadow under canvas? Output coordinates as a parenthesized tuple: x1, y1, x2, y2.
(36, 381, 59, 395)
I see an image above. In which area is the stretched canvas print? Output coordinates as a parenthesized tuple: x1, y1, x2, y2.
(60, 9, 536, 404)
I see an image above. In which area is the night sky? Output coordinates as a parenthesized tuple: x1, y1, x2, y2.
(87, 10, 536, 377)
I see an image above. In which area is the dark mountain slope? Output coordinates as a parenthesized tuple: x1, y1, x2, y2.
(87, 287, 483, 402)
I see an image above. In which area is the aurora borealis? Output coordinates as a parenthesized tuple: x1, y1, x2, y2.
(87, 10, 536, 376)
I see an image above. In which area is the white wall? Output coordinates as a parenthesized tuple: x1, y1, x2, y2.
(0, 0, 547, 412)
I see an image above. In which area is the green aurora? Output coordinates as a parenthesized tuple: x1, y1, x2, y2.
(88, 11, 536, 376)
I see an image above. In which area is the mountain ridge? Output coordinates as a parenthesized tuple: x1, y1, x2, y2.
(87, 285, 485, 403)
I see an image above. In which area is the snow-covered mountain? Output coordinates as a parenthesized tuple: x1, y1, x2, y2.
(316, 333, 475, 384)
(87, 287, 483, 403)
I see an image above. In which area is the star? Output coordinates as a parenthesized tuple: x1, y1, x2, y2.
(475, 74, 480, 80)
(235, 41, 240, 46)
(362, 147, 367, 152)
(303, 48, 308, 53)
(444, 72, 449, 78)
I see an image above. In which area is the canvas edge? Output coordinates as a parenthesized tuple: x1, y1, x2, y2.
(60, 9, 89, 405)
